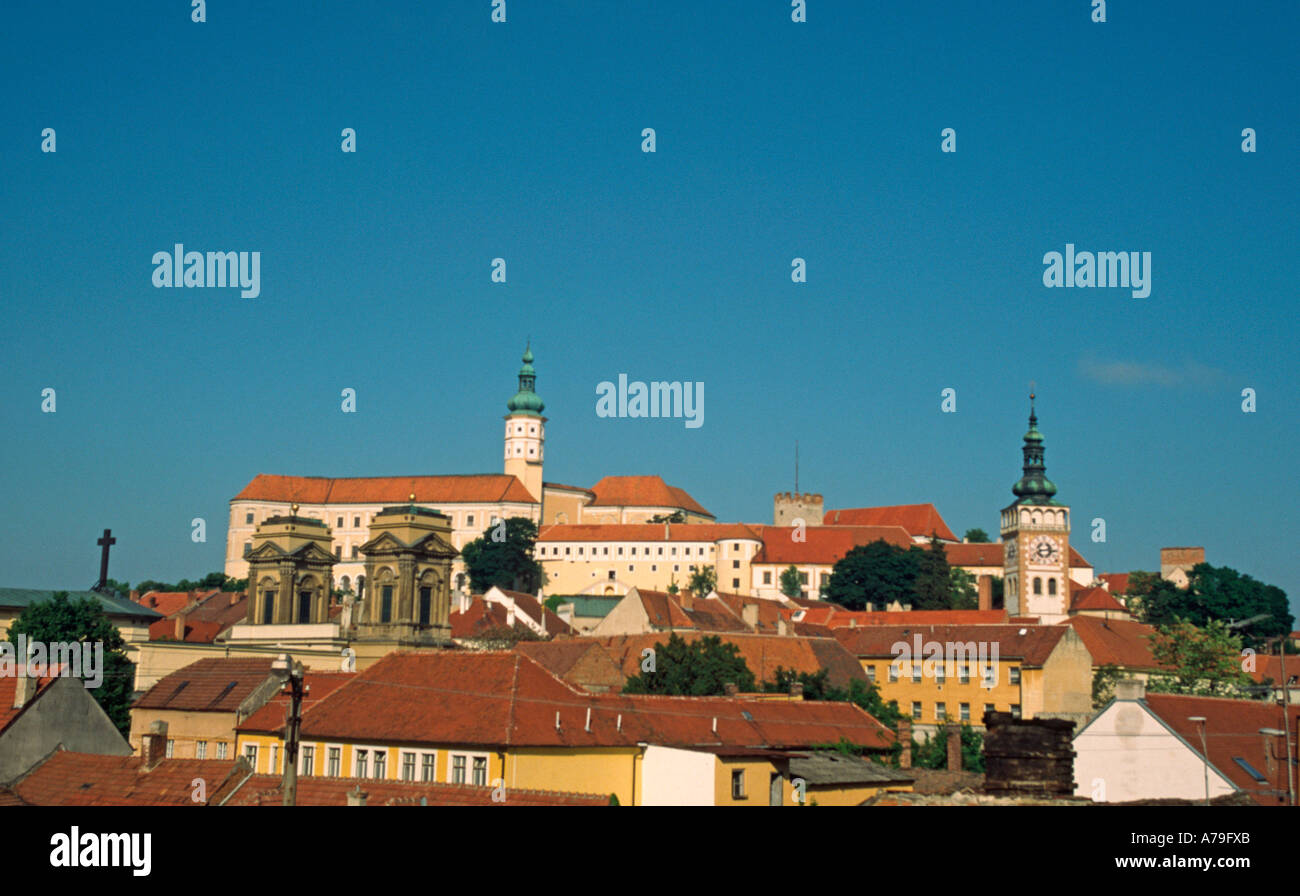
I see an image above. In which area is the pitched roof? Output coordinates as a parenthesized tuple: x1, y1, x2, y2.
(943, 542, 1006, 567)
(236, 672, 357, 733)
(1060, 616, 1162, 670)
(593, 632, 869, 691)
(822, 504, 957, 542)
(0, 588, 162, 621)
(586, 476, 712, 517)
(12, 751, 247, 806)
(833, 624, 1070, 667)
(133, 657, 274, 713)
(752, 525, 914, 564)
(222, 775, 608, 806)
(1243, 654, 1299, 687)
(537, 523, 758, 543)
(1069, 585, 1129, 614)
(514, 640, 616, 679)
(136, 591, 206, 616)
(1067, 546, 1092, 569)
(797, 608, 1008, 629)
(295, 650, 892, 750)
(713, 592, 798, 635)
(0, 673, 58, 733)
(1098, 573, 1131, 595)
(234, 473, 538, 505)
(788, 752, 914, 787)
(625, 589, 752, 632)
(1138, 694, 1300, 805)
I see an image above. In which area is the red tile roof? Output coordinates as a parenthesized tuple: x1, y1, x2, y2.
(822, 504, 957, 542)
(133, 658, 275, 713)
(537, 523, 758, 543)
(833, 624, 1070, 667)
(136, 591, 208, 616)
(295, 650, 893, 750)
(1067, 546, 1092, 569)
(798, 608, 1008, 628)
(1243, 654, 1299, 687)
(753, 525, 914, 565)
(235, 473, 538, 505)
(236, 672, 357, 734)
(586, 476, 712, 517)
(12, 751, 247, 806)
(1060, 616, 1162, 670)
(593, 632, 870, 691)
(1098, 573, 1131, 595)
(1069, 585, 1129, 614)
(222, 775, 609, 806)
(943, 543, 1006, 567)
(0, 673, 58, 733)
(1138, 694, 1300, 805)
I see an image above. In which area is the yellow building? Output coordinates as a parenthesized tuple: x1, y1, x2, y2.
(235, 650, 911, 805)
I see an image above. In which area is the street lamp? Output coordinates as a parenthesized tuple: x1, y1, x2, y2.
(1188, 716, 1209, 806)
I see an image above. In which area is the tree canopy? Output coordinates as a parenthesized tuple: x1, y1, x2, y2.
(1133, 563, 1292, 650)
(460, 517, 544, 594)
(823, 538, 973, 611)
(778, 565, 803, 599)
(686, 565, 717, 597)
(963, 528, 991, 543)
(622, 633, 755, 696)
(1146, 620, 1255, 697)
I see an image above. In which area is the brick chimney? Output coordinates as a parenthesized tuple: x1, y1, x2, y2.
(977, 575, 993, 612)
(742, 603, 759, 630)
(723, 682, 739, 697)
(789, 680, 804, 700)
(347, 784, 367, 806)
(946, 725, 962, 771)
(142, 720, 168, 770)
(173, 611, 188, 640)
(1114, 679, 1146, 701)
(897, 718, 912, 769)
(12, 674, 38, 709)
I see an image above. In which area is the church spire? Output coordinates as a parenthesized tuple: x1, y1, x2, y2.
(506, 342, 544, 416)
(1011, 391, 1059, 505)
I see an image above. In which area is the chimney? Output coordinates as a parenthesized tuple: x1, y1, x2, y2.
(347, 784, 367, 806)
(12, 674, 38, 709)
(978, 575, 993, 612)
(142, 720, 168, 770)
(723, 682, 739, 697)
(230, 591, 239, 607)
(1114, 679, 1146, 701)
(130, 590, 140, 602)
(742, 603, 759, 630)
(897, 718, 912, 769)
(173, 611, 187, 640)
(776, 617, 789, 637)
(789, 680, 804, 700)
(664, 521, 670, 539)
(946, 725, 962, 771)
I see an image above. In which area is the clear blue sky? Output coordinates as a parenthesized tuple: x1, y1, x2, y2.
(2, 2, 1296, 619)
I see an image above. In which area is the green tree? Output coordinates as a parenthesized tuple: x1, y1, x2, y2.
(778, 565, 804, 599)
(1091, 663, 1123, 708)
(912, 539, 952, 610)
(647, 510, 686, 524)
(1133, 565, 1292, 651)
(460, 517, 545, 593)
(963, 528, 990, 543)
(913, 725, 985, 773)
(1146, 620, 1254, 696)
(948, 567, 979, 610)
(823, 540, 919, 610)
(686, 565, 717, 596)
(623, 633, 756, 696)
(5, 592, 134, 737)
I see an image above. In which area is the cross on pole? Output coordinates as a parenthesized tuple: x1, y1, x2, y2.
(96, 528, 116, 591)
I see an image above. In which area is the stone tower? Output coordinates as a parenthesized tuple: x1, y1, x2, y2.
(244, 507, 337, 626)
(503, 343, 545, 502)
(774, 492, 824, 527)
(999, 395, 1072, 623)
(354, 500, 457, 644)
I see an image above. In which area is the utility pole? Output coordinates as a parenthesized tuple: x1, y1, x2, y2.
(274, 653, 306, 807)
(1189, 716, 1209, 805)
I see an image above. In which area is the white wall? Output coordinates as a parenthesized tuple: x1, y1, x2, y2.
(641, 745, 717, 806)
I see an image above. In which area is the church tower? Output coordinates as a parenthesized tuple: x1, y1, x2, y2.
(1000, 394, 1071, 622)
(504, 343, 545, 501)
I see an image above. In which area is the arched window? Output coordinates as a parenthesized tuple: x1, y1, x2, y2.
(1033, 577, 1042, 595)
(1048, 578, 1057, 596)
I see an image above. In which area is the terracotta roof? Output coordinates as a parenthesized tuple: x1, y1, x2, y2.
(543, 482, 595, 496)
(593, 632, 869, 691)
(822, 504, 957, 542)
(1244, 654, 1299, 687)
(1060, 616, 1162, 670)
(136, 591, 207, 616)
(1069, 585, 1129, 614)
(515, 640, 616, 679)
(12, 751, 247, 806)
(222, 775, 609, 806)
(295, 650, 892, 750)
(713, 592, 798, 635)
(1098, 573, 1131, 595)
(234, 473, 538, 505)
(798, 608, 1008, 629)
(0, 673, 59, 733)
(133, 658, 275, 713)
(943, 543, 1006, 567)
(537, 523, 758, 543)
(753, 525, 914, 564)
(625, 589, 753, 632)
(1138, 694, 1300, 805)
(237, 672, 357, 733)
(833, 624, 1070, 667)
(586, 476, 712, 517)
(1067, 546, 1091, 569)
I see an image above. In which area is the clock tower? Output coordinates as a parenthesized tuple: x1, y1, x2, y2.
(1000, 394, 1071, 622)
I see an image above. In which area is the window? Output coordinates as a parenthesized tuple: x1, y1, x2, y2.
(262, 591, 275, 624)
(298, 590, 312, 623)
(1033, 577, 1042, 595)
(421, 753, 436, 782)
(608, 570, 616, 580)
(373, 750, 387, 779)
(732, 578, 739, 588)
(799, 572, 809, 585)
(351, 546, 360, 559)
(334, 545, 342, 559)
(452, 755, 467, 784)
(244, 744, 258, 767)
(671, 547, 676, 556)
(353, 516, 361, 528)
(658, 547, 664, 556)
(960, 702, 971, 721)
(866, 665, 876, 683)
(763, 571, 772, 585)
(381, 585, 393, 623)
(959, 664, 970, 684)
(245, 512, 254, 524)
(731, 769, 746, 799)
(243, 541, 252, 556)
(983, 665, 998, 688)
(196, 741, 207, 759)
(215, 742, 226, 760)
(336, 516, 343, 527)
(301, 746, 314, 776)
(472, 756, 488, 787)
(271, 745, 280, 774)
(617, 547, 623, 555)
(888, 664, 899, 683)
(935, 662, 946, 683)
(935, 703, 947, 721)
(732, 560, 740, 569)
(1048, 578, 1057, 596)
(984, 703, 995, 718)
(1008, 667, 1021, 685)
(355, 749, 369, 778)
(467, 515, 474, 527)
(328, 747, 341, 777)
(1011, 704, 1022, 719)
(911, 701, 922, 720)
(911, 664, 922, 684)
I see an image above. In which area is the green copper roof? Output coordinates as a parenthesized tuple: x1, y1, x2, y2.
(0, 588, 163, 620)
(506, 342, 545, 416)
(1011, 395, 1061, 505)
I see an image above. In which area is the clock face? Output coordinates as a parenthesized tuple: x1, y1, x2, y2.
(1028, 535, 1062, 564)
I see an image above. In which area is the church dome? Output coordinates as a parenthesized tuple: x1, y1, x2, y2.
(506, 344, 545, 416)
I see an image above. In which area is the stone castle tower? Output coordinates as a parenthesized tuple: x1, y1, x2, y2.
(774, 492, 824, 527)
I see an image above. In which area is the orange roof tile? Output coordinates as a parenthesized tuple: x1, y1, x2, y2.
(235, 473, 538, 505)
(833, 624, 1070, 667)
(13, 751, 246, 806)
(943, 543, 1007, 567)
(586, 476, 712, 517)
(537, 523, 760, 542)
(133, 658, 275, 713)
(223, 775, 609, 806)
(753, 525, 913, 565)
(1060, 616, 1162, 670)
(237, 672, 357, 733)
(1099, 573, 1131, 595)
(1069, 586, 1129, 614)
(0, 673, 58, 733)
(822, 504, 957, 541)
(800, 608, 1008, 628)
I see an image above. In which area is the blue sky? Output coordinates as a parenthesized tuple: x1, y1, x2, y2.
(2, 2, 1296, 618)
